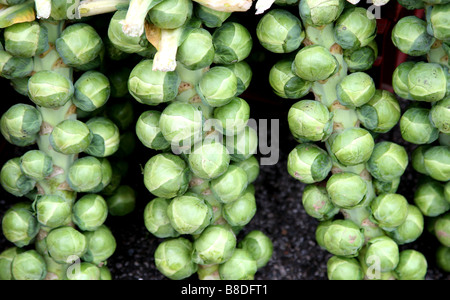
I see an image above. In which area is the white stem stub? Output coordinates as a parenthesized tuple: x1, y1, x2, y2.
(255, 0, 275, 14)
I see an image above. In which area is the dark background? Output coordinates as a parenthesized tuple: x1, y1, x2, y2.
(0, 1, 449, 280)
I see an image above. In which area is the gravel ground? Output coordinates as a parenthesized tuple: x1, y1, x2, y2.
(0, 4, 449, 281)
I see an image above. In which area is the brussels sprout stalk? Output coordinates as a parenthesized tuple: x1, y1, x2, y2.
(152, 27, 185, 72)
(77, 0, 130, 18)
(35, 0, 52, 19)
(121, 0, 163, 37)
(255, 0, 275, 14)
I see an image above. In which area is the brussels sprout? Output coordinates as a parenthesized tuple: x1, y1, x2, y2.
(322, 219, 365, 257)
(414, 179, 449, 217)
(336, 72, 376, 108)
(212, 22, 253, 64)
(315, 220, 333, 249)
(445, 181, 450, 203)
(292, 45, 339, 81)
(269, 58, 312, 99)
(188, 140, 230, 180)
(194, 4, 231, 28)
(436, 245, 450, 272)
(334, 7, 377, 50)
(3, 21, 48, 58)
(72, 194, 108, 231)
(34, 194, 71, 228)
(423, 146, 450, 182)
(136, 111, 170, 151)
(197, 264, 220, 280)
(148, 0, 193, 29)
(426, 3, 450, 43)
(0, 158, 36, 197)
(192, 224, 237, 265)
(430, 97, 450, 134)
(232, 155, 260, 184)
(106, 185, 136, 216)
(435, 213, 450, 247)
(392, 61, 415, 100)
(302, 184, 339, 220)
(256, 9, 304, 54)
(288, 100, 333, 142)
(222, 190, 256, 227)
(213, 97, 250, 136)
(328, 127, 375, 166)
(19, 150, 53, 181)
(407, 62, 448, 102)
(167, 193, 213, 235)
(400, 107, 439, 144)
(107, 67, 131, 98)
(327, 256, 364, 280)
(67, 156, 105, 193)
(0, 103, 42, 147)
(239, 230, 273, 268)
(397, 0, 425, 9)
(365, 236, 399, 273)
(218, 248, 257, 280)
(391, 16, 435, 56)
(108, 10, 153, 54)
(67, 262, 101, 280)
(85, 117, 120, 158)
(367, 142, 409, 182)
(154, 237, 198, 280)
(177, 28, 214, 71)
(388, 205, 424, 245)
(159, 102, 204, 149)
(0, 51, 33, 79)
(0, 247, 23, 280)
(82, 225, 117, 265)
(394, 250, 428, 280)
(46, 226, 87, 264)
(143, 153, 191, 198)
(356, 89, 401, 133)
(197, 66, 238, 107)
(50, 120, 93, 155)
(105, 100, 135, 131)
(343, 40, 378, 72)
(144, 198, 179, 238)
(225, 125, 258, 162)
(2, 205, 39, 247)
(11, 250, 46, 280)
(373, 177, 401, 195)
(370, 193, 409, 231)
(411, 145, 432, 175)
(287, 143, 332, 184)
(210, 165, 248, 203)
(74, 71, 111, 112)
(28, 70, 74, 108)
(128, 59, 181, 105)
(99, 266, 113, 280)
(326, 172, 368, 209)
(299, 0, 345, 26)
(222, 61, 252, 96)
(56, 23, 103, 70)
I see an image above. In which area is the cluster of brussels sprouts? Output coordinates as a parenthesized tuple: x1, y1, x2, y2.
(392, 0, 450, 273)
(260, 0, 430, 279)
(0, 1, 141, 280)
(104, 0, 274, 280)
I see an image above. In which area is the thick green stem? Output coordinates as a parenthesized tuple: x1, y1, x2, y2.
(305, 23, 380, 241)
(77, 0, 130, 18)
(305, 24, 358, 132)
(33, 20, 77, 279)
(121, 0, 163, 37)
